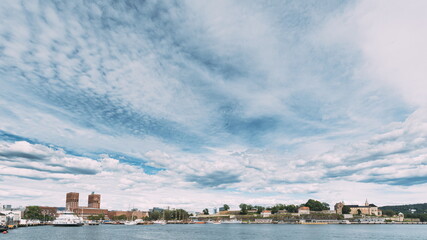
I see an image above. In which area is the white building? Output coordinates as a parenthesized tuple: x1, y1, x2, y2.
(0, 213, 6, 225)
(260, 210, 271, 218)
(298, 207, 310, 215)
(255, 218, 272, 223)
(0, 211, 22, 225)
(358, 217, 385, 223)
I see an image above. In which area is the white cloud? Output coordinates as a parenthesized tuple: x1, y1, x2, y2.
(321, 0, 427, 107)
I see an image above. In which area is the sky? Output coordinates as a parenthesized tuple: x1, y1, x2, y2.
(1, 0, 427, 211)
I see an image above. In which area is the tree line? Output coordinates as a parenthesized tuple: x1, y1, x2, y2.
(205, 199, 330, 215)
(145, 209, 190, 221)
(23, 206, 55, 221)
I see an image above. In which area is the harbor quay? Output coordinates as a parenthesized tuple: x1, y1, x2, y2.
(1, 192, 427, 233)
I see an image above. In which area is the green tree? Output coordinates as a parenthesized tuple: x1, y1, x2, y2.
(278, 204, 286, 210)
(357, 209, 362, 215)
(322, 202, 330, 210)
(112, 214, 127, 221)
(88, 214, 105, 221)
(203, 208, 209, 215)
(285, 204, 298, 213)
(148, 211, 161, 220)
(342, 205, 351, 214)
(254, 206, 266, 214)
(270, 204, 286, 214)
(175, 209, 189, 220)
(239, 204, 248, 215)
(270, 205, 279, 214)
(304, 199, 330, 211)
(24, 206, 57, 222)
(24, 206, 42, 220)
(382, 210, 396, 217)
(223, 204, 230, 211)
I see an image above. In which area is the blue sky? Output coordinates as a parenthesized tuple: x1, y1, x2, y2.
(1, 0, 427, 210)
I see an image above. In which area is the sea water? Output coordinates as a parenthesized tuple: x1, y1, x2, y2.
(4, 224, 427, 240)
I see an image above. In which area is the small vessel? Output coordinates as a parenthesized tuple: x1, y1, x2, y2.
(53, 211, 84, 227)
(193, 221, 206, 224)
(153, 220, 167, 225)
(85, 220, 100, 225)
(124, 211, 140, 225)
(0, 226, 8, 234)
(206, 220, 221, 224)
(222, 219, 242, 224)
(124, 220, 138, 225)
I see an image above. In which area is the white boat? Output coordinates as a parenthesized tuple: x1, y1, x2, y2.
(53, 211, 84, 227)
(85, 220, 100, 225)
(206, 220, 221, 224)
(124, 211, 142, 225)
(153, 220, 167, 225)
(124, 220, 137, 225)
(222, 219, 242, 224)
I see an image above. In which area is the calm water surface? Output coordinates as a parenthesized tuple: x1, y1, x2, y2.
(3, 224, 427, 240)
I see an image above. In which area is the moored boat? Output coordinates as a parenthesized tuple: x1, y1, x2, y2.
(52, 211, 84, 227)
(153, 220, 167, 225)
(124, 220, 138, 225)
(222, 219, 242, 224)
(0, 226, 8, 233)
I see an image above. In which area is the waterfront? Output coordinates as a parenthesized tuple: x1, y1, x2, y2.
(3, 224, 427, 240)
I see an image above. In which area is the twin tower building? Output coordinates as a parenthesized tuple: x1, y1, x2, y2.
(66, 192, 101, 210)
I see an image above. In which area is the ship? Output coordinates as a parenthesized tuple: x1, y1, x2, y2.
(52, 211, 84, 227)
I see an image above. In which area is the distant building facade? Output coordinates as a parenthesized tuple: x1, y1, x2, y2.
(335, 200, 382, 216)
(255, 218, 273, 223)
(65, 192, 108, 219)
(39, 206, 58, 218)
(334, 202, 345, 214)
(0, 213, 6, 225)
(72, 207, 109, 219)
(386, 212, 405, 222)
(0, 210, 22, 225)
(88, 192, 101, 209)
(2, 205, 12, 211)
(357, 217, 385, 223)
(261, 210, 271, 218)
(66, 192, 79, 210)
(108, 210, 148, 220)
(149, 207, 164, 213)
(298, 207, 310, 215)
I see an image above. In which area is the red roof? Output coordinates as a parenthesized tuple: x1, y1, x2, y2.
(299, 207, 310, 210)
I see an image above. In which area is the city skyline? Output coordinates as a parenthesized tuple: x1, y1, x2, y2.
(1, 0, 427, 211)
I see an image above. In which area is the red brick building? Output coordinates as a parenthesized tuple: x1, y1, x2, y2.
(64, 192, 108, 219)
(88, 192, 101, 209)
(66, 192, 79, 210)
(108, 210, 148, 220)
(39, 206, 58, 217)
(72, 207, 109, 219)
